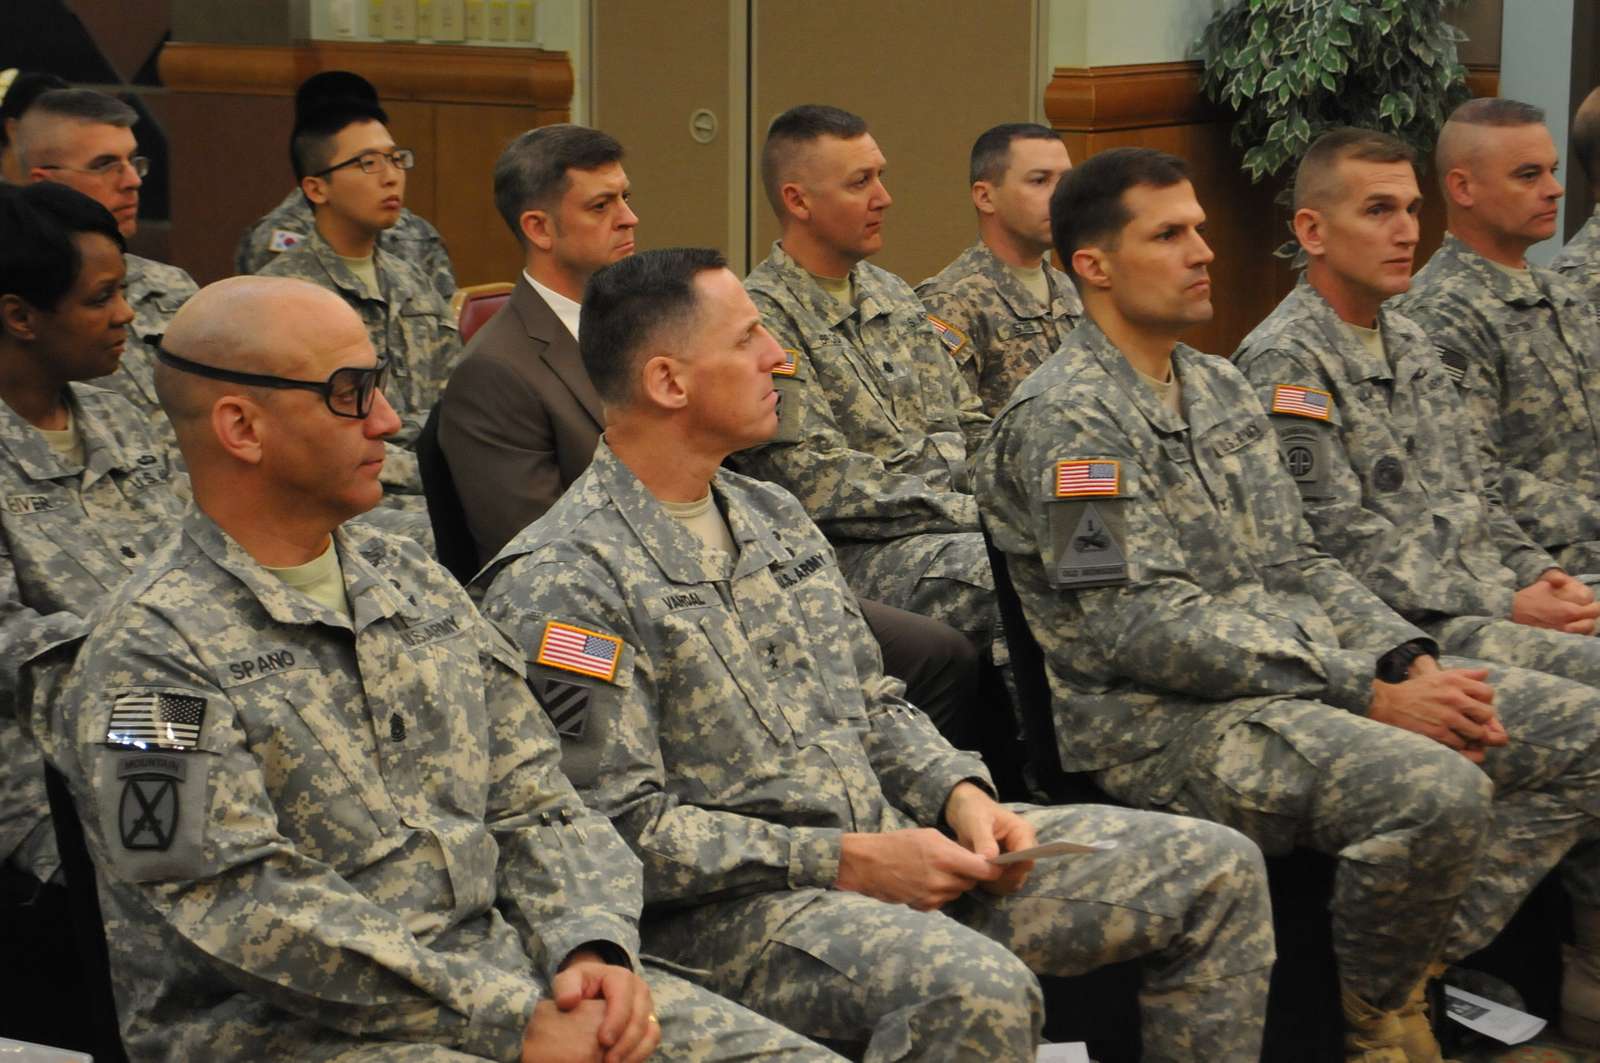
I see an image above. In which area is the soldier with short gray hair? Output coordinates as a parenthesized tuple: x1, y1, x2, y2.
(1396, 97, 1600, 575)
(477, 246, 1275, 1063)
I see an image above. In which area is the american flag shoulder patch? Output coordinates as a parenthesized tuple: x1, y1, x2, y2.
(1270, 384, 1333, 420)
(536, 621, 623, 683)
(106, 691, 207, 750)
(1055, 459, 1121, 498)
(927, 314, 968, 356)
(773, 349, 800, 376)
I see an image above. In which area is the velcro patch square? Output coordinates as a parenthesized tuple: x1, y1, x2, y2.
(106, 691, 206, 750)
(927, 314, 968, 356)
(1270, 384, 1332, 420)
(537, 621, 622, 682)
(1055, 459, 1121, 498)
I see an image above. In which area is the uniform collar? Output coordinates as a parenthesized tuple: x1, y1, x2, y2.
(759, 240, 899, 328)
(183, 508, 421, 632)
(304, 227, 390, 305)
(1432, 232, 1554, 309)
(1075, 316, 1190, 434)
(586, 440, 790, 584)
(0, 384, 133, 485)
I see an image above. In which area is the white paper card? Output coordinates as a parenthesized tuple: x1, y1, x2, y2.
(992, 840, 1117, 865)
(1442, 984, 1545, 1044)
(1035, 1043, 1091, 1063)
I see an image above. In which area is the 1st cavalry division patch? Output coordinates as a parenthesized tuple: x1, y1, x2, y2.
(537, 621, 623, 682)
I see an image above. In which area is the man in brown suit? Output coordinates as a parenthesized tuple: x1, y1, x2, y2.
(438, 125, 986, 749)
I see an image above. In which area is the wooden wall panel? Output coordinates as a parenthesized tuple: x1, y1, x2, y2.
(1047, 62, 1500, 357)
(157, 41, 571, 287)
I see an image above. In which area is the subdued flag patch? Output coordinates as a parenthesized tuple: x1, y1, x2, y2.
(1270, 384, 1332, 420)
(773, 349, 799, 376)
(927, 314, 968, 356)
(537, 621, 622, 682)
(1055, 460, 1121, 498)
(106, 692, 206, 750)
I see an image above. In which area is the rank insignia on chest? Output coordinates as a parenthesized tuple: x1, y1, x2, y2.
(268, 229, 304, 253)
(927, 314, 968, 356)
(773, 349, 800, 376)
(105, 691, 206, 750)
(1270, 384, 1332, 420)
(1055, 459, 1121, 497)
(537, 621, 623, 682)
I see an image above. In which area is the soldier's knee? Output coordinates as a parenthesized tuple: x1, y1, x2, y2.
(929, 936, 1044, 1027)
(1403, 750, 1493, 834)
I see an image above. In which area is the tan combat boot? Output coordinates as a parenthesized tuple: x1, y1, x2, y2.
(1393, 962, 1455, 1063)
(1562, 905, 1600, 1044)
(1342, 984, 1409, 1063)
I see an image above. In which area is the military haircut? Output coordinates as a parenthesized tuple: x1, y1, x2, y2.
(1050, 147, 1190, 279)
(1572, 87, 1600, 184)
(579, 246, 727, 406)
(289, 98, 389, 181)
(492, 124, 625, 242)
(969, 122, 1061, 185)
(1294, 127, 1416, 211)
(14, 88, 138, 168)
(0, 182, 124, 312)
(759, 103, 869, 218)
(0, 72, 69, 148)
(1436, 97, 1548, 180)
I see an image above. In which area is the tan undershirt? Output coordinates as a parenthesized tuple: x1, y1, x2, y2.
(1485, 258, 1533, 283)
(808, 270, 855, 309)
(38, 406, 85, 466)
(661, 493, 736, 560)
(337, 252, 380, 293)
(1345, 321, 1387, 367)
(1005, 262, 1050, 307)
(1137, 366, 1182, 416)
(264, 539, 352, 620)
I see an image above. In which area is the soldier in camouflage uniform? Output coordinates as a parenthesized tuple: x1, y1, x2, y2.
(236, 70, 455, 299)
(259, 96, 463, 544)
(978, 147, 1600, 1062)
(729, 105, 998, 653)
(1551, 86, 1600, 314)
(19, 274, 835, 1063)
(1395, 98, 1600, 575)
(14, 87, 196, 452)
(1235, 127, 1600, 1048)
(917, 123, 1082, 415)
(238, 189, 454, 300)
(478, 249, 1275, 1063)
(0, 183, 186, 896)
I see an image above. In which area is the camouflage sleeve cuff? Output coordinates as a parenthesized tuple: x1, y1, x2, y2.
(462, 979, 540, 1062)
(1512, 555, 1562, 590)
(912, 763, 995, 827)
(538, 917, 642, 986)
(1318, 647, 1380, 714)
(787, 826, 844, 888)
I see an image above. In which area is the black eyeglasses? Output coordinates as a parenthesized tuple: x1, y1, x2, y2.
(156, 347, 390, 419)
(310, 148, 416, 179)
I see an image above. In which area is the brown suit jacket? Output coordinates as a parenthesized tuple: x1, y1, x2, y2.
(438, 276, 604, 566)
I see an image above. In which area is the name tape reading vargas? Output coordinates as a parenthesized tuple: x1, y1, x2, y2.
(106, 692, 206, 750)
(537, 621, 622, 682)
(773, 349, 800, 376)
(1055, 460, 1121, 498)
(1271, 384, 1332, 420)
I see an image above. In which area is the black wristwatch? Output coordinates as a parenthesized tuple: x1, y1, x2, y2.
(1375, 639, 1437, 684)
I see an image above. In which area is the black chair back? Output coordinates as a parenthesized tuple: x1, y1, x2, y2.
(417, 404, 481, 585)
(44, 764, 128, 1063)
